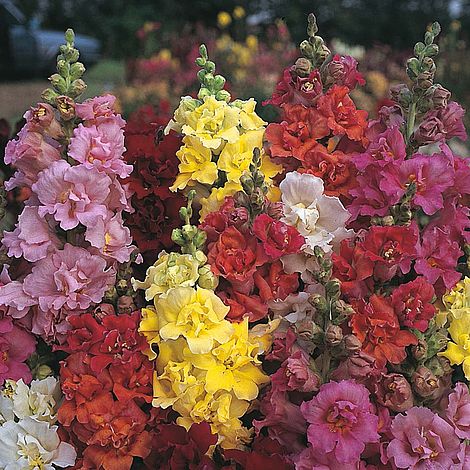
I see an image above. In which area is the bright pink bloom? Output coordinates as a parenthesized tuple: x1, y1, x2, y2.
(0, 317, 36, 385)
(381, 152, 455, 216)
(22, 243, 115, 312)
(354, 127, 406, 171)
(85, 212, 134, 263)
(300, 380, 380, 464)
(415, 226, 462, 290)
(386, 407, 461, 469)
(69, 119, 132, 177)
(4, 130, 61, 188)
(33, 160, 111, 230)
(2, 206, 61, 262)
(445, 382, 470, 439)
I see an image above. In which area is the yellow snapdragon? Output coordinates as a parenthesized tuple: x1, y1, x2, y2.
(181, 96, 240, 151)
(155, 286, 234, 354)
(183, 318, 270, 400)
(439, 312, 470, 379)
(443, 276, 470, 319)
(133, 251, 201, 301)
(218, 129, 264, 182)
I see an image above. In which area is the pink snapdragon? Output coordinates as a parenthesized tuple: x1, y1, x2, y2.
(85, 212, 134, 263)
(69, 119, 132, 178)
(75, 94, 120, 122)
(0, 316, 36, 385)
(386, 407, 461, 469)
(22, 243, 115, 312)
(444, 382, 470, 439)
(4, 129, 61, 188)
(300, 380, 380, 464)
(33, 160, 111, 230)
(23, 102, 63, 139)
(2, 206, 61, 262)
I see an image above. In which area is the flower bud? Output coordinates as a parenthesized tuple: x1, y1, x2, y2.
(411, 339, 428, 361)
(49, 74, 67, 93)
(35, 364, 53, 380)
(198, 264, 219, 290)
(294, 57, 312, 77)
(412, 366, 439, 398)
(193, 229, 207, 249)
(325, 324, 343, 346)
(56, 95, 76, 120)
(216, 89, 231, 102)
(376, 373, 414, 412)
(309, 294, 328, 314)
(104, 286, 118, 303)
(41, 88, 59, 105)
(430, 84, 451, 109)
(69, 78, 87, 97)
(69, 61, 85, 81)
(94, 303, 115, 320)
(118, 295, 136, 315)
(295, 319, 322, 343)
(344, 334, 362, 353)
(325, 278, 341, 300)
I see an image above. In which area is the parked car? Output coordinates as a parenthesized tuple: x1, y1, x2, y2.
(0, 0, 100, 76)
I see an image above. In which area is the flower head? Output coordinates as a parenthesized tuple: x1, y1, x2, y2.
(300, 380, 379, 464)
(155, 287, 233, 354)
(386, 407, 461, 469)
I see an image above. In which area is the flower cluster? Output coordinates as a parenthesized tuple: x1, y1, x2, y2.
(1, 13, 470, 470)
(0, 376, 76, 468)
(165, 45, 282, 220)
(0, 33, 135, 344)
(123, 103, 186, 262)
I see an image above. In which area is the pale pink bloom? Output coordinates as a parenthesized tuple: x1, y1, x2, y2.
(22, 244, 115, 312)
(30, 306, 81, 344)
(33, 160, 111, 230)
(85, 212, 134, 263)
(75, 94, 121, 122)
(0, 267, 35, 319)
(4, 130, 61, 188)
(0, 316, 36, 385)
(445, 382, 470, 439)
(2, 206, 61, 262)
(68, 119, 131, 177)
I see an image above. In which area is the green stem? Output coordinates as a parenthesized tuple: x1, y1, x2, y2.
(406, 101, 417, 145)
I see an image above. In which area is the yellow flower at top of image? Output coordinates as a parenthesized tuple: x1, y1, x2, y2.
(157, 48, 172, 61)
(234, 98, 266, 131)
(182, 96, 241, 151)
(218, 11, 232, 28)
(155, 286, 234, 354)
(233, 6, 246, 19)
(171, 135, 218, 191)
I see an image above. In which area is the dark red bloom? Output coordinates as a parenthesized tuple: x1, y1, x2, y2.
(255, 261, 299, 303)
(252, 214, 304, 259)
(220, 288, 268, 323)
(356, 225, 418, 282)
(264, 66, 323, 107)
(350, 295, 418, 368)
(317, 85, 368, 142)
(207, 226, 266, 293)
(390, 277, 436, 332)
(145, 422, 217, 470)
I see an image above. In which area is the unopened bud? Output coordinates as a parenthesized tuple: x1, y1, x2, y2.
(411, 339, 428, 361)
(118, 295, 136, 314)
(412, 366, 439, 398)
(325, 324, 343, 346)
(198, 264, 219, 290)
(344, 334, 362, 353)
(35, 364, 53, 380)
(294, 57, 312, 77)
(69, 78, 87, 97)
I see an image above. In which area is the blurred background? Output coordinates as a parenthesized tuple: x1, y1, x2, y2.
(1, 0, 470, 134)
